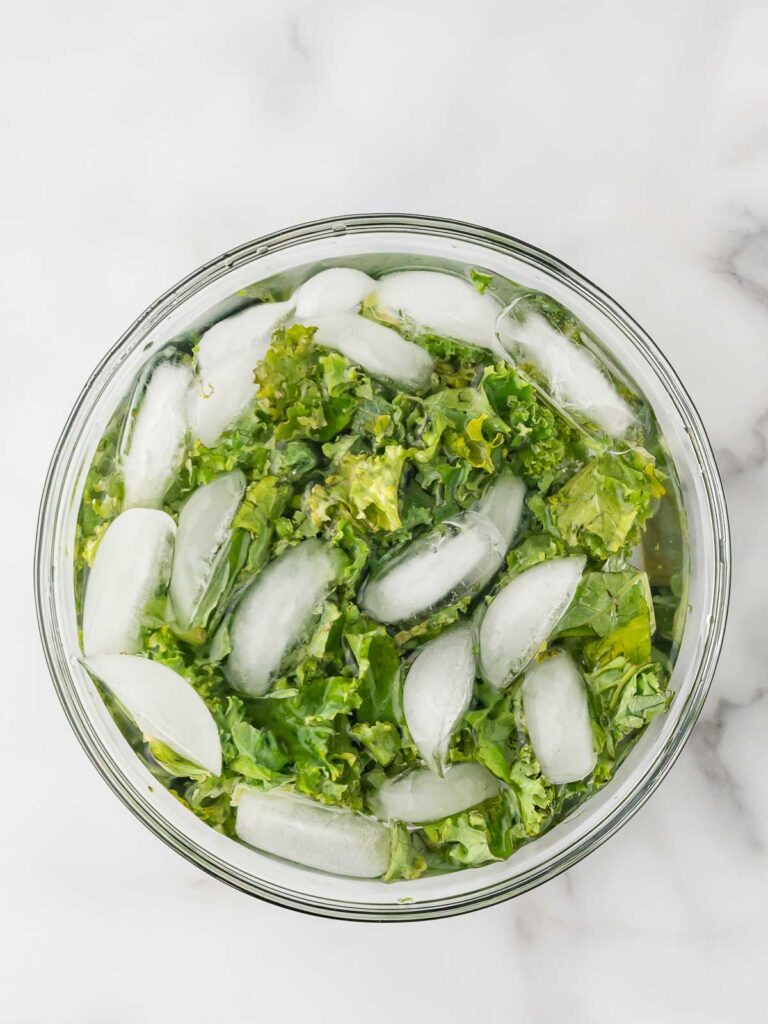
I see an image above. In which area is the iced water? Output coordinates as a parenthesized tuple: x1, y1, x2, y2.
(169, 469, 246, 630)
(122, 362, 193, 509)
(369, 763, 501, 824)
(312, 311, 434, 391)
(475, 470, 526, 549)
(479, 556, 586, 689)
(225, 540, 339, 696)
(372, 270, 503, 352)
(522, 650, 596, 783)
(360, 511, 506, 626)
(403, 622, 476, 775)
(83, 508, 176, 657)
(499, 310, 634, 438)
(188, 299, 294, 447)
(86, 653, 222, 776)
(294, 267, 374, 319)
(235, 788, 390, 878)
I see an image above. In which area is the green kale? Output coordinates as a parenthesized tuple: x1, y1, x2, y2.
(75, 269, 681, 881)
(529, 448, 665, 560)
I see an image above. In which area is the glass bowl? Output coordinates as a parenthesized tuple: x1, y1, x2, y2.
(34, 214, 730, 920)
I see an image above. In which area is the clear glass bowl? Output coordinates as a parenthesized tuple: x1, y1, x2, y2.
(34, 214, 730, 920)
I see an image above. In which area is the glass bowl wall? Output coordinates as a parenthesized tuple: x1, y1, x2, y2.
(35, 215, 730, 920)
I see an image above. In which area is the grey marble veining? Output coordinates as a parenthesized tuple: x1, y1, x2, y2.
(2, 0, 767, 1021)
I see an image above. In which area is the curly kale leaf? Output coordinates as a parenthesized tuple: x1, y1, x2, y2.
(255, 324, 368, 442)
(585, 656, 672, 762)
(529, 448, 665, 559)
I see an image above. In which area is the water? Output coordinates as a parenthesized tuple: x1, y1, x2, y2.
(74, 249, 689, 878)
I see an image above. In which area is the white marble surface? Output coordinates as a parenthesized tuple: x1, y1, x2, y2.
(2, 1, 767, 1020)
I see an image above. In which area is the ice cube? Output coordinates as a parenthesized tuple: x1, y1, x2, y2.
(122, 361, 193, 509)
(369, 763, 501, 824)
(312, 311, 434, 391)
(225, 540, 339, 696)
(235, 788, 390, 878)
(475, 471, 526, 550)
(169, 469, 246, 630)
(83, 508, 176, 657)
(294, 267, 375, 319)
(522, 650, 596, 783)
(360, 511, 505, 626)
(403, 622, 476, 775)
(86, 653, 222, 776)
(499, 311, 634, 438)
(479, 556, 586, 689)
(372, 270, 502, 351)
(188, 299, 294, 447)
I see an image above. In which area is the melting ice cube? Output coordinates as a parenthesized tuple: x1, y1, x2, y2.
(498, 309, 634, 438)
(522, 650, 596, 783)
(475, 470, 526, 550)
(369, 763, 501, 824)
(360, 473, 523, 627)
(225, 540, 339, 696)
(188, 299, 294, 447)
(360, 511, 505, 626)
(169, 469, 246, 630)
(294, 267, 375, 319)
(235, 788, 390, 878)
(312, 312, 434, 391)
(371, 270, 502, 351)
(479, 556, 586, 689)
(403, 622, 476, 775)
(83, 508, 176, 657)
(122, 361, 193, 509)
(86, 653, 222, 776)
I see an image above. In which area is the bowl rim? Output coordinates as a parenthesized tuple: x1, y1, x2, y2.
(34, 212, 731, 921)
